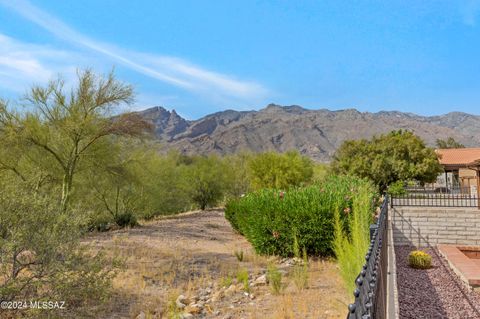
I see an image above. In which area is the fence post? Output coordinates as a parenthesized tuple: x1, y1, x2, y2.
(370, 224, 378, 241)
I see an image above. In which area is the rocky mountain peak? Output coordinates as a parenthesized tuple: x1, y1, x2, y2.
(134, 104, 480, 162)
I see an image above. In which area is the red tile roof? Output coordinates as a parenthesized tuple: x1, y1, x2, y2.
(436, 148, 480, 166)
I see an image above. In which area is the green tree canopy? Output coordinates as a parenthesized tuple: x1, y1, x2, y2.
(0, 70, 152, 210)
(185, 155, 229, 210)
(436, 137, 465, 149)
(332, 130, 442, 190)
(248, 150, 314, 190)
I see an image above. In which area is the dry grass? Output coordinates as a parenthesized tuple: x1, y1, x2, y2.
(269, 259, 350, 319)
(83, 210, 349, 318)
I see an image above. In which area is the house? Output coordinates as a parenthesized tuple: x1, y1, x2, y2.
(435, 148, 480, 194)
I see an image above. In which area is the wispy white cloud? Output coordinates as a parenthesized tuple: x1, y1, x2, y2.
(0, 0, 269, 104)
(0, 33, 79, 93)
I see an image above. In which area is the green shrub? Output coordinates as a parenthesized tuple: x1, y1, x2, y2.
(0, 186, 119, 317)
(408, 250, 432, 269)
(113, 211, 138, 228)
(85, 211, 113, 232)
(225, 175, 376, 257)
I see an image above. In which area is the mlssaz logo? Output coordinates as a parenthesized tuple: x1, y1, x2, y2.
(29, 301, 66, 310)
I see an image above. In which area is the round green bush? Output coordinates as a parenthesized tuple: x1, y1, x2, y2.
(114, 211, 138, 228)
(408, 250, 432, 269)
(225, 175, 376, 257)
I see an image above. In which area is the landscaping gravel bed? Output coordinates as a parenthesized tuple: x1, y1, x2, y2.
(396, 245, 480, 319)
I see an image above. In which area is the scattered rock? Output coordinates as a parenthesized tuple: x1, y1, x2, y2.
(224, 284, 237, 296)
(211, 290, 224, 302)
(185, 304, 202, 314)
(293, 257, 305, 265)
(190, 295, 198, 302)
(176, 295, 187, 309)
(253, 274, 268, 286)
(180, 313, 193, 319)
(135, 311, 146, 319)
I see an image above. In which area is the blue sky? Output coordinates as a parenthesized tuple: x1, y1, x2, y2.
(1, 1, 480, 119)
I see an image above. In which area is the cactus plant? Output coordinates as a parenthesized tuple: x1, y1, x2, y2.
(408, 250, 432, 269)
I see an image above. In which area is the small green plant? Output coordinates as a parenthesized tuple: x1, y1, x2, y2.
(292, 248, 309, 291)
(220, 275, 233, 288)
(234, 249, 245, 262)
(267, 264, 283, 295)
(236, 268, 250, 292)
(408, 250, 432, 269)
(166, 292, 182, 319)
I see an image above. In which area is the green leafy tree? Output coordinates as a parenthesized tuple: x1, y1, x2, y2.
(332, 130, 442, 190)
(248, 151, 314, 190)
(88, 143, 142, 227)
(0, 70, 151, 211)
(223, 152, 253, 197)
(186, 155, 228, 210)
(127, 148, 193, 217)
(436, 137, 465, 149)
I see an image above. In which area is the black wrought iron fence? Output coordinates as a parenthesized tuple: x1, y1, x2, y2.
(391, 186, 479, 208)
(347, 195, 389, 319)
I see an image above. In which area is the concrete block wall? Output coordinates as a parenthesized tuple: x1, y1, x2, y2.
(392, 207, 480, 247)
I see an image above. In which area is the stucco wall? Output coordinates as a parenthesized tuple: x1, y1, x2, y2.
(392, 206, 480, 247)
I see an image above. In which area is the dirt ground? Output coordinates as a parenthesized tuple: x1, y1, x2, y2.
(86, 209, 350, 319)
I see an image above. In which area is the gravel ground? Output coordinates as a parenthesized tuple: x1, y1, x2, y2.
(396, 246, 480, 319)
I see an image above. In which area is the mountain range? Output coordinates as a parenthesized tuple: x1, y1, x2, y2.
(136, 104, 480, 162)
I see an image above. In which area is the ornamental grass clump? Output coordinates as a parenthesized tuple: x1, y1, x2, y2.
(408, 250, 432, 269)
(333, 180, 376, 292)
